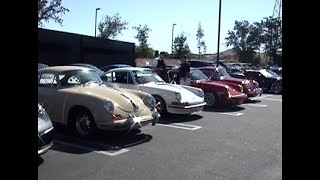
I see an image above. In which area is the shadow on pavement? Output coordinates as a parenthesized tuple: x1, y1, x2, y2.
(244, 99, 262, 104)
(202, 105, 245, 112)
(50, 126, 153, 154)
(38, 156, 44, 166)
(158, 114, 203, 124)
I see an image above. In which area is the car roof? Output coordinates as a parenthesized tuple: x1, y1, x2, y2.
(109, 64, 131, 66)
(106, 67, 152, 72)
(197, 66, 219, 70)
(38, 66, 92, 73)
(245, 69, 262, 72)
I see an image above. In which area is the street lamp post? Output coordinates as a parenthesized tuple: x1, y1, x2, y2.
(95, 8, 101, 37)
(216, 0, 221, 67)
(171, 23, 176, 54)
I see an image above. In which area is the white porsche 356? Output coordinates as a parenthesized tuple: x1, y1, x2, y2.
(101, 67, 206, 115)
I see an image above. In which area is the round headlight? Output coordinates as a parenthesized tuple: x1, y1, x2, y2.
(38, 104, 50, 122)
(104, 100, 114, 113)
(238, 84, 244, 92)
(145, 95, 156, 110)
(198, 89, 204, 97)
(252, 80, 259, 88)
(175, 92, 181, 101)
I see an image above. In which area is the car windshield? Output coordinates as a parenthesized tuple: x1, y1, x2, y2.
(266, 69, 280, 77)
(217, 67, 231, 77)
(132, 70, 165, 84)
(71, 64, 104, 76)
(260, 69, 279, 78)
(58, 69, 104, 87)
(190, 69, 209, 80)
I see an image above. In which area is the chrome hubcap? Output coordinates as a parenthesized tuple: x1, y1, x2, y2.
(76, 114, 90, 136)
(155, 99, 163, 113)
(271, 82, 282, 93)
(204, 93, 215, 106)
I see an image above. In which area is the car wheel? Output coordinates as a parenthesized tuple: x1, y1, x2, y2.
(204, 92, 217, 107)
(271, 81, 282, 94)
(74, 110, 96, 138)
(153, 95, 167, 114)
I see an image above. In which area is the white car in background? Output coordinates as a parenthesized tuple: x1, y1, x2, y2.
(101, 67, 206, 115)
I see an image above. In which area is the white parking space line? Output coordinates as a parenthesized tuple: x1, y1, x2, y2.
(243, 104, 268, 107)
(54, 140, 130, 157)
(259, 98, 282, 102)
(219, 112, 244, 116)
(252, 95, 273, 100)
(157, 122, 202, 130)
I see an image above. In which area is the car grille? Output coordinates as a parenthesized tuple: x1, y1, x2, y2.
(38, 129, 54, 149)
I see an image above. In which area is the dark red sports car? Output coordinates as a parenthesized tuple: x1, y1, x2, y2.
(198, 66, 263, 98)
(168, 68, 247, 107)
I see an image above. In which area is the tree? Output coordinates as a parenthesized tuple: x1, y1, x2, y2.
(261, 17, 282, 65)
(225, 20, 264, 63)
(196, 22, 206, 59)
(132, 25, 153, 58)
(97, 13, 128, 39)
(38, 0, 69, 27)
(172, 33, 191, 59)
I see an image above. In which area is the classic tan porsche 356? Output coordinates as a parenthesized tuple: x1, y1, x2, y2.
(38, 66, 160, 137)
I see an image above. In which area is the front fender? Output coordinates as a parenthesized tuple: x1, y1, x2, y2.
(174, 84, 204, 97)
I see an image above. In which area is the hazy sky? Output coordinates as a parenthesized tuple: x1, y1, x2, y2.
(43, 0, 278, 54)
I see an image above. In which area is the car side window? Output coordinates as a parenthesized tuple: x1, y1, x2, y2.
(38, 73, 58, 88)
(101, 72, 112, 82)
(113, 71, 128, 84)
(67, 75, 81, 85)
(246, 72, 259, 79)
(127, 72, 134, 84)
(201, 70, 214, 78)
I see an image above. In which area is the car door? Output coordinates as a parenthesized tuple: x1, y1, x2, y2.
(38, 72, 65, 123)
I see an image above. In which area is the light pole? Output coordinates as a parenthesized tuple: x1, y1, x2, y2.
(95, 8, 101, 37)
(171, 23, 176, 54)
(216, 0, 221, 66)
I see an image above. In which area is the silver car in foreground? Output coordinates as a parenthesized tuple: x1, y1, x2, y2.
(38, 103, 54, 155)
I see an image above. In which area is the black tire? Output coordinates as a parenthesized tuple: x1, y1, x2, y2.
(153, 95, 167, 115)
(271, 81, 282, 94)
(71, 108, 96, 138)
(204, 92, 218, 107)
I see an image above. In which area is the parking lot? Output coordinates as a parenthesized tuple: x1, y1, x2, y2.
(38, 94, 282, 180)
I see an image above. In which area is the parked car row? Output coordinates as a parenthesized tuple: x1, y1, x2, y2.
(183, 60, 282, 94)
(37, 60, 281, 155)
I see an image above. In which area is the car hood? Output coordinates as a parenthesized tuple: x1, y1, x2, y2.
(197, 80, 229, 88)
(219, 76, 243, 84)
(139, 82, 204, 103)
(65, 84, 145, 112)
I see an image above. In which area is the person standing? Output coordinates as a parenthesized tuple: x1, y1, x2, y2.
(179, 55, 190, 85)
(152, 51, 168, 82)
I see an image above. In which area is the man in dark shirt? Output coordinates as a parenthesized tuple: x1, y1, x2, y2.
(179, 55, 190, 85)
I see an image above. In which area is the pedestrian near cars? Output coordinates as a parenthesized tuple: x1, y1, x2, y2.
(152, 51, 168, 82)
(179, 55, 190, 85)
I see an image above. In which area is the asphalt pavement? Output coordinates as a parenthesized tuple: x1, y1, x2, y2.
(38, 94, 282, 180)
